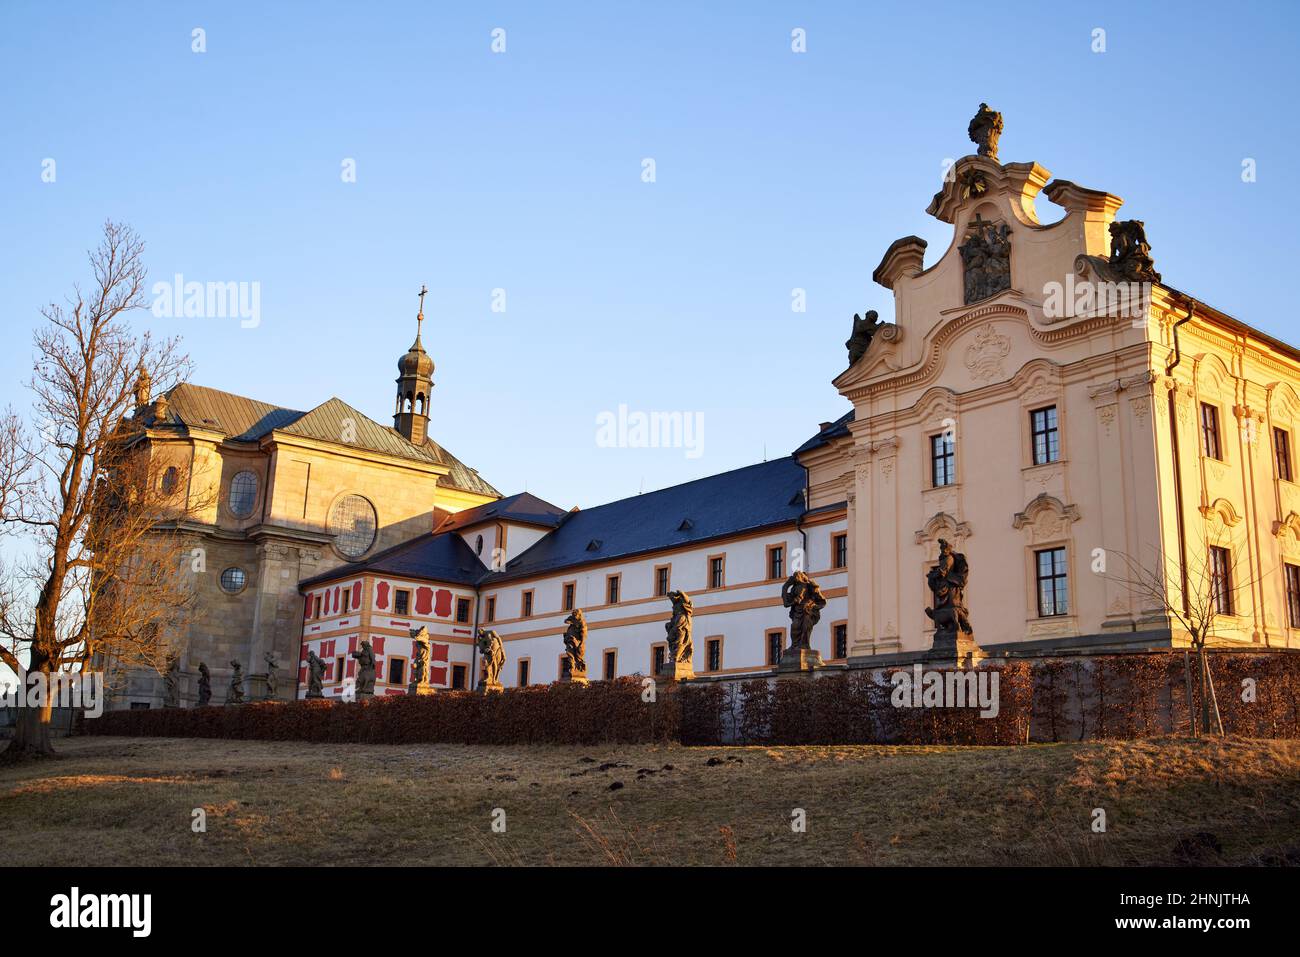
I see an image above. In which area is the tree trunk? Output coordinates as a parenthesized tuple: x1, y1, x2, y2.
(2, 655, 56, 761)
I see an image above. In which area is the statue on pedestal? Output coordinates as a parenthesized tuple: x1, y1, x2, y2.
(845, 310, 883, 365)
(781, 571, 827, 651)
(663, 590, 694, 676)
(305, 651, 326, 699)
(408, 626, 435, 694)
(924, 539, 975, 650)
(1108, 220, 1161, 283)
(264, 652, 278, 699)
(562, 609, 587, 679)
(196, 662, 211, 707)
(226, 660, 245, 705)
(350, 640, 376, 697)
(477, 628, 505, 691)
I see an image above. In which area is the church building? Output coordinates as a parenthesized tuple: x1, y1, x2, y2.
(112, 106, 1300, 708)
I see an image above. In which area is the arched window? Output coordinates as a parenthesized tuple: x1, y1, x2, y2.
(329, 494, 377, 558)
(228, 471, 258, 517)
(160, 466, 179, 495)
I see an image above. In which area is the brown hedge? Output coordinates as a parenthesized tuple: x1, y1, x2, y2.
(86, 677, 680, 746)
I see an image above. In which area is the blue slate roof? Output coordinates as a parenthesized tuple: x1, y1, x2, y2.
(299, 529, 483, 587)
(794, 409, 854, 455)
(483, 457, 809, 583)
(438, 491, 568, 532)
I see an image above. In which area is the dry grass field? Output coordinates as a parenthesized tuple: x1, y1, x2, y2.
(1, 735, 1297, 866)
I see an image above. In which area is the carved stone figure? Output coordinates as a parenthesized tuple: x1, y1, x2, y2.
(350, 640, 376, 697)
(226, 659, 245, 705)
(1108, 219, 1161, 283)
(924, 539, 975, 650)
(263, 652, 278, 699)
(782, 571, 827, 651)
(163, 656, 179, 708)
(477, 628, 506, 691)
(960, 215, 1012, 304)
(305, 651, 326, 699)
(408, 626, 435, 694)
(196, 662, 211, 707)
(562, 609, 588, 678)
(967, 103, 1003, 160)
(664, 590, 694, 665)
(845, 310, 883, 364)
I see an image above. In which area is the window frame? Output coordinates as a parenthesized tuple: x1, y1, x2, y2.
(603, 648, 618, 681)
(1200, 402, 1222, 461)
(562, 581, 576, 611)
(517, 657, 531, 687)
(832, 533, 848, 570)
(766, 544, 786, 581)
(1030, 406, 1061, 466)
(1034, 547, 1069, 618)
(1209, 545, 1234, 616)
(1286, 564, 1300, 629)
(1275, 427, 1293, 482)
(832, 621, 848, 660)
(521, 589, 534, 618)
(766, 629, 785, 666)
(606, 573, 621, 605)
(455, 597, 472, 624)
(653, 563, 671, 598)
(386, 656, 406, 686)
(929, 431, 956, 487)
(707, 553, 726, 590)
(393, 589, 410, 617)
(704, 636, 723, 673)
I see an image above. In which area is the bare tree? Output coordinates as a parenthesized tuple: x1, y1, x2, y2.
(0, 221, 199, 759)
(1109, 535, 1264, 737)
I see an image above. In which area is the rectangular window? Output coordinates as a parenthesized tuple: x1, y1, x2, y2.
(521, 590, 534, 618)
(607, 575, 620, 604)
(652, 644, 666, 674)
(394, 590, 409, 616)
(766, 631, 783, 666)
(451, 664, 467, 690)
(455, 597, 471, 623)
(1276, 428, 1293, 482)
(834, 623, 848, 659)
(654, 565, 670, 597)
(1030, 406, 1060, 465)
(706, 638, 722, 672)
(1035, 547, 1069, 617)
(341, 590, 350, 613)
(768, 545, 785, 581)
(604, 650, 617, 681)
(709, 556, 725, 589)
(1200, 403, 1222, 460)
(832, 534, 848, 569)
(485, 596, 496, 623)
(930, 432, 956, 487)
(517, 659, 530, 687)
(1209, 546, 1234, 616)
(313, 595, 321, 618)
(387, 658, 405, 685)
(562, 582, 575, 611)
(1286, 564, 1300, 629)
(335, 656, 345, 683)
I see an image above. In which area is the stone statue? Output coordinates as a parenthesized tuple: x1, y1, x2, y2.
(924, 539, 975, 650)
(664, 590, 694, 665)
(226, 659, 245, 705)
(781, 571, 827, 651)
(960, 215, 1012, 304)
(196, 661, 211, 706)
(350, 640, 376, 697)
(476, 628, 505, 691)
(264, 652, 278, 699)
(562, 609, 587, 678)
(306, 651, 326, 699)
(845, 310, 883, 364)
(409, 627, 430, 687)
(1108, 219, 1161, 283)
(967, 103, 1003, 160)
(163, 655, 179, 708)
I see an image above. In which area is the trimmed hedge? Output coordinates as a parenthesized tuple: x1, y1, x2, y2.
(86, 677, 680, 746)
(86, 652, 1300, 746)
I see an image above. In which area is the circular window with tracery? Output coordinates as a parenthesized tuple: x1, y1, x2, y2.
(329, 494, 377, 558)
(220, 567, 247, 593)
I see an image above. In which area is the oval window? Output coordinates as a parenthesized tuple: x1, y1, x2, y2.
(329, 494, 377, 559)
(160, 466, 178, 495)
(228, 471, 258, 517)
(220, 567, 247, 593)
(475, 534, 484, 555)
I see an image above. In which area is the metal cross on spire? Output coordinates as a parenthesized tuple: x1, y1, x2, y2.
(416, 284, 428, 335)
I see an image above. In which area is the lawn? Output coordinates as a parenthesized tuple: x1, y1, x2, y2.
(1, 735, 1297, 866)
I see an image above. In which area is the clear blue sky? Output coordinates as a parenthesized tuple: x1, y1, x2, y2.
(2, 0, 1297, 512)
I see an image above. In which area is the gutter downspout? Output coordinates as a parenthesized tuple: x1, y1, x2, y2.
(796, 465, 811, 568)
(1166, 297, 1196, 618)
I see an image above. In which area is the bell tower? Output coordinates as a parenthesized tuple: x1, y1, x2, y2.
(394, 284, 434, 446)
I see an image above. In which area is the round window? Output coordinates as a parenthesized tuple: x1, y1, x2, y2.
(228, 471, 258, 517)
(219, 567, 247, 593)
(328, 494, 377, 559)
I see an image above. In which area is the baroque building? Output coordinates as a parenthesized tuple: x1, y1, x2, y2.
(113, 107, 1300, 707)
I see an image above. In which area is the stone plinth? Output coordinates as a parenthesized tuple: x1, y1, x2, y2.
(924, 632, 985, 669)
(776, 646, 825, 676)
(479, 680, 504, 695)
(561, 672, 589, 685)
(407, 682, 436, 696)
(657, 660, 694, 684)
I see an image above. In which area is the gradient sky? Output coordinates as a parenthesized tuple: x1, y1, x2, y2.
(2, 0, 1298, 515)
